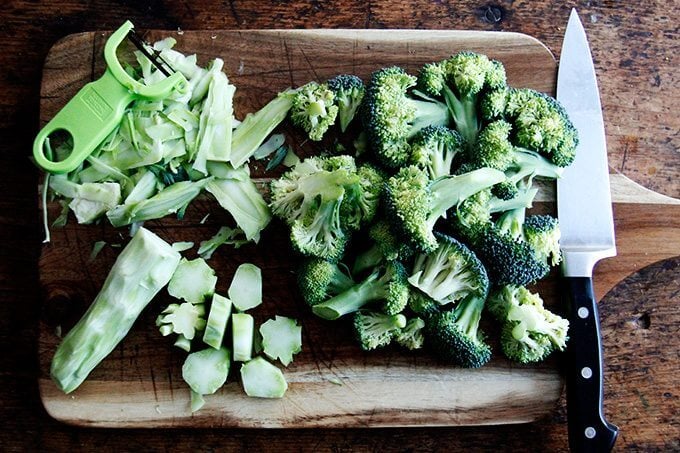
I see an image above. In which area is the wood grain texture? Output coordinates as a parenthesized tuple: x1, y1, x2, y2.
(1, 0, 678, 450)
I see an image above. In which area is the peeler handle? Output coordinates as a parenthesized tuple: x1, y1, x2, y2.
(32, 69, 135, 174)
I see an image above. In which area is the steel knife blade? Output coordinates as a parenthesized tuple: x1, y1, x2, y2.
(557, 8, 619, 452)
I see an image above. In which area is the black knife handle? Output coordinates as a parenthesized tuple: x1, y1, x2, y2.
(563, 276, 618, 452)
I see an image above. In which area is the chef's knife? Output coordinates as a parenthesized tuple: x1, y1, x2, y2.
(557, 9, 619, 452)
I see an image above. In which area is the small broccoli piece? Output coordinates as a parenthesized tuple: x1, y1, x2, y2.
(327, 74, 365, 132)
(410, 125, 465, 179)
(240, 356, 288, 398)
(352, 219, 414, 276)
(424, 293, 491, 368)
(473, 227, 550, 286)
(296, 257, 355, 306)
(491, 180, 519, 201)
(290, 81, 338, 141)
(395, 317, 426, 350)
(340, 163, 386, 231)
(168, 257, 217, 304)
(383, 165, 505, 252)
(182, 347, 231, 412)
(228, 263, 262, 311)
(408, 233, 489, 306)
(523, 214, 562, 267)
(362, 66, 450, 168)
(259, 316, 302, 366)
(408, 288, 442, 318)
(417, 52, 506, 149)
(488, 285, 569, 363)
(312, 261, 409, 320)
(156, 302, 207, 341)
(269, 156, 360, 261)
(353, 311, 407, 351)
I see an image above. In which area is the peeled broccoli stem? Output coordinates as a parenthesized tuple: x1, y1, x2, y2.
(442, 84, 479, 149)
(312, 267, 392, 320)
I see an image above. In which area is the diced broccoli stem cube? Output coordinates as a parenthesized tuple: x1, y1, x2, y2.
(228, 263, 262, 311)
(232, 313, 254, 362)
(203, 294, 233, 349)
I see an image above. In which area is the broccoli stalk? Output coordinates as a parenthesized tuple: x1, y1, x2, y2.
(353, 311, 407, 351)
(312, 261, 409, 320)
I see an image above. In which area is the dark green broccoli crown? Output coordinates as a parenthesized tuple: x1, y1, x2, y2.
(425, 306, 491, 368)
(379, 260, 410, 315)
(362, 67, 450, 168)
(297, 258, 355, 306)
(473, 120, 514, 170)
(408, 233, 489, 306)
(353, 311, 407, 351)
(500, 321, 554, 363)
(491, 180, 519, 201)
(474, 228, 550, 286)
(290, 81, 339, 141)
(408, 288, 442, 318)
(395, 317, 426, 350)
(340, 163, 386, 231)
(410, 125, 464, 179)
(523, 214, 562, 266)
(327, 74, 365, 132)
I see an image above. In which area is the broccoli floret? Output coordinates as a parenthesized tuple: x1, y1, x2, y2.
(352, 219, 414, 276)
(488, 285, 569, 363)
(340, 163, 386, 231)
(312, 260, 409, 320)
(424, 294, 491, 368)
(481, 87, 578, 167)
(408, 233, 489, 306)
(296, 257, 355, 307)
(491, 181, 519, 201)
(417, 52, 506, 149)
(407, 288, 442, 318)
(270, 156, 360, 261)
(473, 227, 549, 286)
(523, 214, 562, 266)
(410, 125, 464, 179)
(290, 82, 339, 141)
(395, 317, 426, 350)
(362, 66, 450, 168)
(353, 311, 407, 351)
(383, 165, 506, 252)
(327, 74, 365, 132)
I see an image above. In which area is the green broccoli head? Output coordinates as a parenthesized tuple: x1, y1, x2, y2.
(340, 163, 386, 231)
(407, 288, 442, 319)
(446, 51, 506, 99)
(474, 120, 514, 170)
(424, 295, 492, 368)
(327, 74, 365, 132)
(417, 61, 448, 98)
(408, 233, 489, 306)
(394, 317, 426, 350)
(270, 156, 359, 261)
(353, 219, 415, 276)
(312, 260, 409, 320)
(290, 81, 339, 141)
(410, 125, 465, 179)
(353, 311, 407, 351)
(523, 214, 562, 266)
(384, 165, 506, 252)
(296, 257, 355, 307)
(362, 66, 450, 168)
(491, 180, 520, 201)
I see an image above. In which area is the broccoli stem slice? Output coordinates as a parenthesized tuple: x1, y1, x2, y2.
(312, 269, 388, 320)
(427, 168, 506, 229)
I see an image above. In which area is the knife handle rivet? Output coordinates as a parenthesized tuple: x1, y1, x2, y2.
(581, 367, 593, 379)
(578, 307, 590, 319)
(585, 427, 597, 439)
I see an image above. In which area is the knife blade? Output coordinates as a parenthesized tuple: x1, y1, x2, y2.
(557, 8, 619, 452)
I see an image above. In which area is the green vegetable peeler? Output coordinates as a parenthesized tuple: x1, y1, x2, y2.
(33, 21, 188, 174)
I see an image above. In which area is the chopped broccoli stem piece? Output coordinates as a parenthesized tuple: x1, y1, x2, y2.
(240, 356, 288, 398)
(51, 228, 181, 393)
(202, 294, 232, 349)
(182, 347, 231, 411)
(168, 257, 217, 304)
(232, 313, 254, 362)
(197, 226, 248, 260)
(174, 334, 193, 352)
(156, 302, 207, 340)
(228, 263, 262, 311)
(259, 316, 302, 366)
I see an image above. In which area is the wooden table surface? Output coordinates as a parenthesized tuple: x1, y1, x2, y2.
(1, 1, 677, 451)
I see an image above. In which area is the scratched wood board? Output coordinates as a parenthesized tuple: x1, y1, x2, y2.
(36, 29, 680, 428)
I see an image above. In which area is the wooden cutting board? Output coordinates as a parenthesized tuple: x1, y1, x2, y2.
(37, 29, 680, 428)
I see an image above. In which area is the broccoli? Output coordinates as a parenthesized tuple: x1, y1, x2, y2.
(362, 66, 450, 168)
(424, 293, 491, 368)
(296, 257, 355, 306)
(487, 285, 569, 363)
(410, 125, 465, 179)
(407, 288, 442, 319)
(290, 81, 339, 141)
(269, 155, 360, 261)
(340, 163, 386, 231)
(408, 233, 489, 306)
(418, 52, 506, 149)
(480, 87, 579, 167)
(394, 317, 426, 350)
(327, 74, 365, 132)
(383, 165, 505, 252)
(523, 214, 562, 267)
(352, 219, 414, 276)
(312, 260, 409, 320)
(353, 311, 407, 351)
